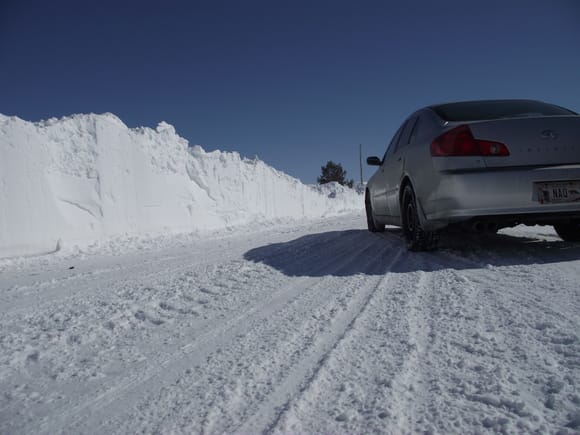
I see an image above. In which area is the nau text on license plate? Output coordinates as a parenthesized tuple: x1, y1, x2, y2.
(536, 181, 580, 204)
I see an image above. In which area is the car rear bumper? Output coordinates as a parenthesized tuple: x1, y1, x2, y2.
(422, 164, 580, 228)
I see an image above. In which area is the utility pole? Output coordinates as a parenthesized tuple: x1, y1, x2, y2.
(359, 143, 363, 186)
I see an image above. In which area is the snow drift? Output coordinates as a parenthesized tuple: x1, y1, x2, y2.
(0, 113, 362, 258)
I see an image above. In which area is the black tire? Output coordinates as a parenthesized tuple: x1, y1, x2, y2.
(401, 185, 437, 251)
(365, 191, 385, 233)
(554, 220, 580, 242)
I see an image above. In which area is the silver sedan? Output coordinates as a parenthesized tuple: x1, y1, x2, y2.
(365, 99, 580, 250)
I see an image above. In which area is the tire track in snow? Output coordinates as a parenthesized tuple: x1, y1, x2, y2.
(236, 247, 406, 434)
(267, 249, 433, 433)
(125, 238, 401, 434)
(387, 270, 433, 431)
(0, 223, 366, 426)
(174, 245, 399, 434)
(35, 228, 384, 434)
(271, 249, 509, 433)
(0, 232, 353, 432)
(263, 229, 580, 433)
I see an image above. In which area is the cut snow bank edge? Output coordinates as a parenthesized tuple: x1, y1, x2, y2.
(0, 113, 362, 259)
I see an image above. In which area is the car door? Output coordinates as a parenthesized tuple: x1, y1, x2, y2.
(383, 115, 419, 218)
(371, 121, 408, 216)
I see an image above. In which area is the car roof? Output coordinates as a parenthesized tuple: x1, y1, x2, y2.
(427, 99, 545, 110)
(425, 99, 577, 121)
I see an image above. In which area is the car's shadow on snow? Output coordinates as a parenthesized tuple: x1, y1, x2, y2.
(243, 228, 580, 276)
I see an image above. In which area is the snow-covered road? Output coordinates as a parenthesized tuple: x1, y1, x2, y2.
(1, 212, 579, 434)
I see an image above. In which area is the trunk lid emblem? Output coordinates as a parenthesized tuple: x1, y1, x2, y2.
(541, 129, 559, 139)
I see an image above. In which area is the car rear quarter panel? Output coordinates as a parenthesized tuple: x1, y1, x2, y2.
(401, 111, 446, 221)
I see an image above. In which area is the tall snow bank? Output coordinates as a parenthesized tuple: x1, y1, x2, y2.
(0, 113, 362, 258)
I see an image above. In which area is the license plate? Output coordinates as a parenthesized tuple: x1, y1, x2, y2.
(536, 180, 580, 204)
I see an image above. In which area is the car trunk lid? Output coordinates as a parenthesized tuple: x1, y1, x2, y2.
(468, 116, 580, 168)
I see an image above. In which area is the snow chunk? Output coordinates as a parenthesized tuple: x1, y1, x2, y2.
(155, 121, 175, 134)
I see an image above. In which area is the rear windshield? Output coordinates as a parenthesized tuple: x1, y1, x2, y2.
(432, 100, 576, 122)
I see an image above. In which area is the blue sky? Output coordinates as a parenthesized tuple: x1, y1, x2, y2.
(1, 0, 579, 183)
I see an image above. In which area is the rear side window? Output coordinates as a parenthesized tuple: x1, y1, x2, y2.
(432, 100, 576, 122)
(383, 120, 407, 161)
(396, 116, 418, 151)
(407, 116, 421, 144)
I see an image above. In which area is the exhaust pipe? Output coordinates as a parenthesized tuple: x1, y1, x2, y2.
(486, 222, 498, 233)
(470, 220, 498, 233)
(472, 221, 486, 232)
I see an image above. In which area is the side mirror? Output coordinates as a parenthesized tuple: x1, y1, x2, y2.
(366, 156, 382, 166)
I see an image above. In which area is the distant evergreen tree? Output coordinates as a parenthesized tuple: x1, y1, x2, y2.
(317, 161, 354, 188)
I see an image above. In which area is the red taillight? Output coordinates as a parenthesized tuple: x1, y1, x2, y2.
(430, 125, 510, 157)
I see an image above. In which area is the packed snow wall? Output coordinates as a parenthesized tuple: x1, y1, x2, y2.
(0, 113, 362, 258)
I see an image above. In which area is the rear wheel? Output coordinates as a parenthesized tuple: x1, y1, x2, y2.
(402, 185, 437, 251)
(365, 191, 384, 232)
(554, 220, 580, 242)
